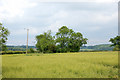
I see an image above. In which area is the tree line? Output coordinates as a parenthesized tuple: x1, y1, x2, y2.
(36, 26, 88, 53)
(0, 22, 120, 53)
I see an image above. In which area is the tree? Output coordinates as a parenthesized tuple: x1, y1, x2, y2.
(56, 26, 88, 52)
(56, 26, 72, 52)
(36, 26, 88, 53)
(36, 30, 56, 53)
(0, 23, 10, 51)
(68, 32, 88, 52)
(109, 36, 120, 51)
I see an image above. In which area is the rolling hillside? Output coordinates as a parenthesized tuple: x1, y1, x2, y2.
(6, 44, 114, 51)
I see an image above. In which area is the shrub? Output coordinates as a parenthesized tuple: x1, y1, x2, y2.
(1, 51, 26, 55)
(29, 48, 35, 53)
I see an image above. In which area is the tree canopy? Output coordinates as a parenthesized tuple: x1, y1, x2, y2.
(109, 36, 120, 51)
(36, 30, 56, 53)
(0, 23, 10, 51)
(56, 26, 87, 52)
(36, 26, 88, 53)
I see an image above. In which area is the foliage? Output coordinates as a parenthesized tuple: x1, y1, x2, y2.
(36, 30, 56, 53)
(56, 26, 87, 52)
(109, 36, 120, 51)
(36, 26, 88, 53)
(1, 51, 26, 54)
(7, 46, 36, 51)
(0, 23, 10, 51)
(2, 51, 118, 78)
(55, 26, 73, 52)
(6, 44, 114, 53)
(29, 48, 35, 53)
(113, 45, 120, 51)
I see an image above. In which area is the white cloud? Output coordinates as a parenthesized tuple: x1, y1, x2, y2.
(0, 0, 37, 22)
(45, 21, 63, 32)
(94, 12, 118, 23)
(52, 10, 68, 19)
(87, 39, 110, 46)
(11, 27, 38, 35)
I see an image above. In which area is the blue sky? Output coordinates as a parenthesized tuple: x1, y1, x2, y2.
(0, 0, 119, 46)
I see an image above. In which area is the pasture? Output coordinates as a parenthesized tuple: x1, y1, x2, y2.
(2, 51, 118, 78)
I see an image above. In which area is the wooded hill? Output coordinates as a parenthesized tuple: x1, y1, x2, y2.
(6, 44, 113, 51)
(80, 44, 114, 51)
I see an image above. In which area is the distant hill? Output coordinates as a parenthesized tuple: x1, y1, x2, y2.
(80, 44, 114, 51)
(6, 44, 114, 51)
(7, 45, 36, 51)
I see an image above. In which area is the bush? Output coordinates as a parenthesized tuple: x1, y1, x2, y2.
(1, 51, 26, 55)
(29, 48, 35, 53)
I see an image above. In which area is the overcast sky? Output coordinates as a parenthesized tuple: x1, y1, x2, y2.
(0, 0, 119, 46)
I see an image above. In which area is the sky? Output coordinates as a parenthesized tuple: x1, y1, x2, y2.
(0, 0, 119, 46)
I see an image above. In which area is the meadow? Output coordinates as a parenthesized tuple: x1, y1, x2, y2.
(2, 51, 118, 78)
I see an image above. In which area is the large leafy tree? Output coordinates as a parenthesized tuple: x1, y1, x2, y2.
(68, 32, 88, 52)
(56, 26, 73, 52)
(56, 26, 88, 52)
(36, 30, 56, 53)
(36, 26, 88, 53)
(109, 36, 120, 51)
(0, 23, 10, 51)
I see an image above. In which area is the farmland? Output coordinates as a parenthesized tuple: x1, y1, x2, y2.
(2, 51, 118, 78)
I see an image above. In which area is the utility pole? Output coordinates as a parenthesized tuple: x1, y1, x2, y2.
(26, 29, 29, 54)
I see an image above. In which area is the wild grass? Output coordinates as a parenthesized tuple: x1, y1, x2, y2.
(0, 55, 2, 79)
(2, 51, 118, 78)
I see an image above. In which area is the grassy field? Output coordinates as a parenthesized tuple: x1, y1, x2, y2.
(2, 51, 118, 78)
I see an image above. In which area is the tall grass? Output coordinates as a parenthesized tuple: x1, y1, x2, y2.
(0, 55, 2, 79)
(2, 51, 118, 78)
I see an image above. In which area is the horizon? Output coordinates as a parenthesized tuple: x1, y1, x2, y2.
(6, 43, 112, 46)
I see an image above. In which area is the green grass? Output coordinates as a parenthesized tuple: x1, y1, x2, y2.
(2, 51, 118, 78)
(0, 56, 2, 79)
